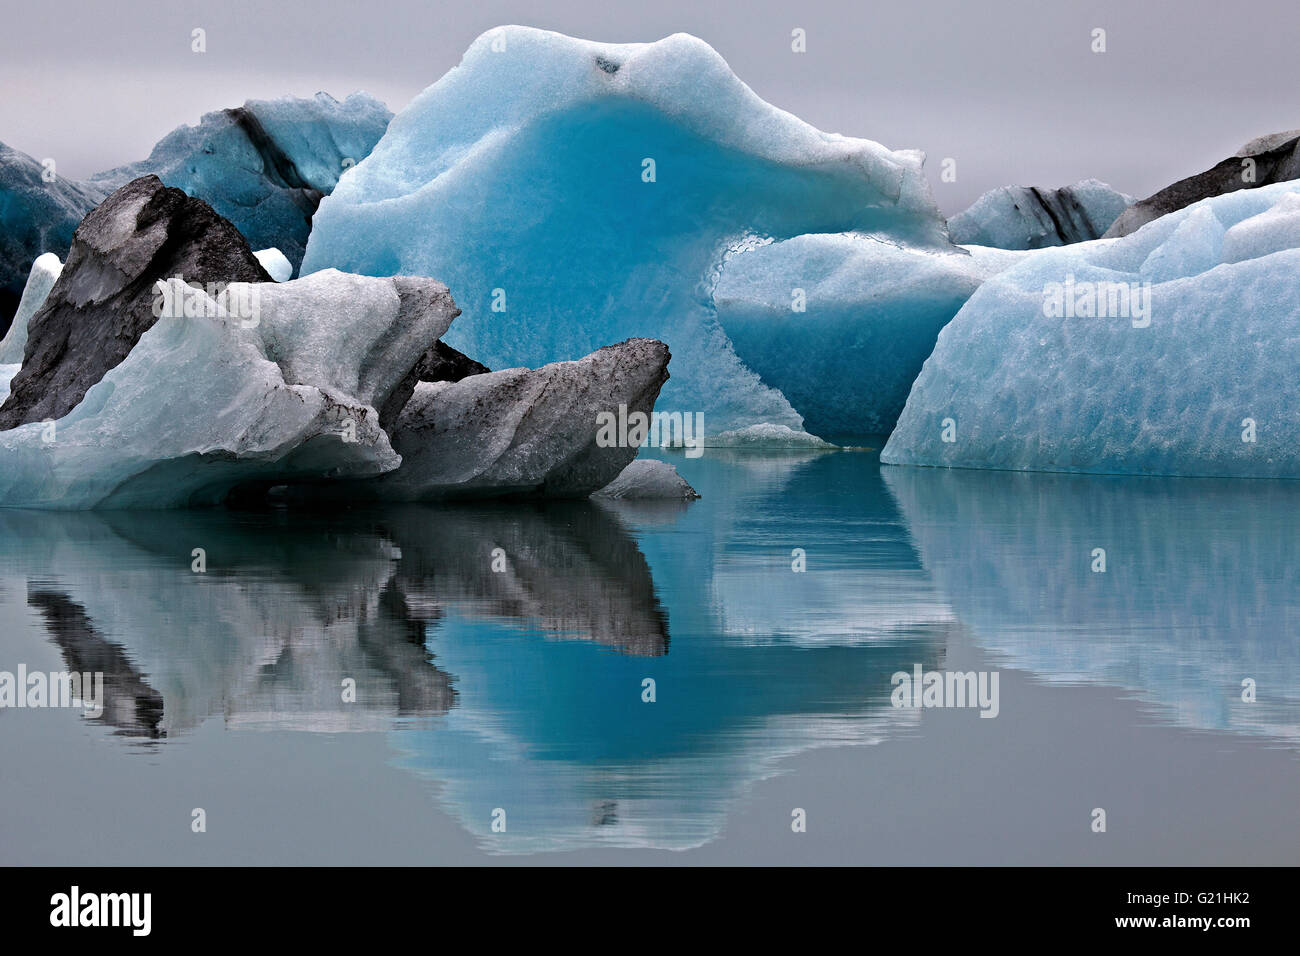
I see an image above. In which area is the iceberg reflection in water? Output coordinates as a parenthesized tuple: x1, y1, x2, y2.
(1, 452, 1296, 854)
(885, 466, 1300, 743)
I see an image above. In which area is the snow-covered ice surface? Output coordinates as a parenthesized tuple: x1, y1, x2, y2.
(303, 26, 948, 436)
(0, 252, 61, 364)
(883, 181, 1300, 478)
(0, 271, 457, 509)
(715, 235, 1023, 435)
(947, 179, 1132, 249)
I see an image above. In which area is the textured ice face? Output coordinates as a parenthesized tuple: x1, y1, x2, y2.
(0, 252, 62, 364)
(947, 179, 1133, 249)
(715, 235, 1023, 435)
(0, 271, 458, 509)
(361, 338, 670, 501)
(882, 181, 1300, 478)
(303, 26, 948, 435)
(594, 458, 700, 500)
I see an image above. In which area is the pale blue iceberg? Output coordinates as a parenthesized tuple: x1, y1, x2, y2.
(883, 181, 1300, 478)
(715, 235, 1023, 435)
(302, 26, 949, 435)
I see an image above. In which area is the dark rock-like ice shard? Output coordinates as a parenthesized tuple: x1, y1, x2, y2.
(365, 338, 671, 500)
(0, 175, 272, 428)
(1105, 130, 1300, 237)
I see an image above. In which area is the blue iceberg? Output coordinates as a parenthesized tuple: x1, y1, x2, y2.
(715, 235, 1022, 435)
(0, 144, 105, 327)
(0, 92, 390, 327)
(91, 92, 391, 274)
(883, 180, 1300, 478)
(302, 26, 950, 435)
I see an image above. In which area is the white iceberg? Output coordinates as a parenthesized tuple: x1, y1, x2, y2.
(254, 247, 294, 282)
(0, 251, 61, 364)
(0, 270, 458, 508)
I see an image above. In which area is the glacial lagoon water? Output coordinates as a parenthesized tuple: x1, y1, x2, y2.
(0, 448, 1296, 864)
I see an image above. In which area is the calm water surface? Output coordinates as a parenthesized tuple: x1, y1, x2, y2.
(1, 449, 1296, 864)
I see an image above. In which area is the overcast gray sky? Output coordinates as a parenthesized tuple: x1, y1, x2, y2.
(1, 0, 1296, 213)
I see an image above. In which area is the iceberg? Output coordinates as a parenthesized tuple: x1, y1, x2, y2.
(88, 92, 392, 274)
(0, 93, 390, 328)
(714, 235, 1023, 435)
(0, 269, 458, 509)
(0, 252, 62, 364)
(594, 458, 700, 500)
(882, 181, 1300, 478)
(947, 179, 1132, 249)
(254, 248, 294, 282)
(0, 144, 106, 331)
(302, 26, 949, 435)
(356, 338, 670, 500)
(0, 176, 273, 428)
(0, 174, 679, 509)
(704, 422, 841, 447)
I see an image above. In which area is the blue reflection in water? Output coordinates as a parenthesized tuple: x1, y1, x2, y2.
(884, 466, 1300, 743)
(0, 450, 1295, 853)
